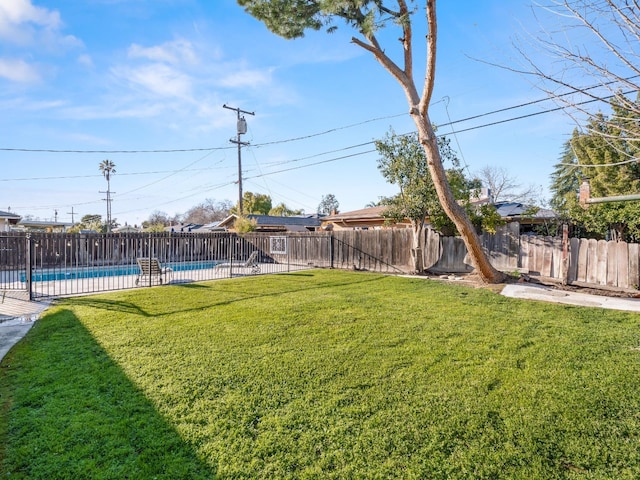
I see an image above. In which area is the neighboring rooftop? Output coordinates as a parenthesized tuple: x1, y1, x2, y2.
(494, 202, 557, 220)
(218, 214, 322, 232)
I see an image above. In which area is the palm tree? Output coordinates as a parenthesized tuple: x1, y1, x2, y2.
(99, 160, 116, 232)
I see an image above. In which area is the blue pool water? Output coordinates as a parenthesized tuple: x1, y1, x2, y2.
(21, 260, 222, 282)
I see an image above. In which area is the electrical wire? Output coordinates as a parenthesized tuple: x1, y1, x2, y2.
(7, 81, 638, 214)
(3, 78, 629, 155)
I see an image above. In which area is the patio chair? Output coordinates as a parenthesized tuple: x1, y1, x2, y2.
(216, 250, 261, 274)
(135, 258, 172, 285)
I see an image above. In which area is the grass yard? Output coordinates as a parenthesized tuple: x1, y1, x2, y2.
(1, 270, 640, 479)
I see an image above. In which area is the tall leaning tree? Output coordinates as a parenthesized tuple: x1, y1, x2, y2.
(238, 0, 504, 283)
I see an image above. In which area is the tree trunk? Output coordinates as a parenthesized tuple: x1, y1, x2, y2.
(413, 114, 505, 283)
(411, 220, 425, 273)
(350, 0, 504, 283)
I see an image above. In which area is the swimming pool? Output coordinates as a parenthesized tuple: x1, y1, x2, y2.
(21, 260, 222, 282)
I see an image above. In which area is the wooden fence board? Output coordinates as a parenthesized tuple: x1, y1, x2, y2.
(629, 243, 640, 290)
(576, 239, 588, 282)
(586, 239, 599, 284)
(596, 240, 608, 286)
(518, 235, 529, 271)
(553, 237, 563, 279)
(617, 241, 629, 289)
(606, 241, 618, 287)
(531, 236, 542, 274)
(423, 229, 441, 269)
(568, 237, 579, 283)
(541, 237, 553, 277)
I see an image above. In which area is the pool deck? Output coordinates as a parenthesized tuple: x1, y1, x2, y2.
(0, 290, 50, 361)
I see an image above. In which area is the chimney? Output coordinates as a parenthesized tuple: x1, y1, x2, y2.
(579, 179, 591, 208)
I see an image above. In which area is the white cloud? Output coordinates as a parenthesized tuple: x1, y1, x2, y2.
(113, 63, 192, 99)
(128, 38, 198, 66)
(61, 102, 168, 120)
(0, 0, 58, 43)
(0, 58, 40, 83)
(77, 54, 94, 68)
(217, 67, 273, 88)
(0, 0, 81, 49)
(0, 0, 61, 33)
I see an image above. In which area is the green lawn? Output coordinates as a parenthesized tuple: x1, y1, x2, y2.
(1, 270, 640, 479)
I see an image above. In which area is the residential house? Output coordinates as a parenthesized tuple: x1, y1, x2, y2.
(494, 202, 557, 233)
(113, 224, 142, 233)
(321, 206, 412, 231)
(14, 218, 73, 232)
(165, 221, 225, 233)
(218, 214, 322, 233)
(0, 210, 21, 232)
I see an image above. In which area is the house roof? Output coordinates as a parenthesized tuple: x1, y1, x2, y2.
(190, 221, 225, 232)
(248, 214, 321, 227)
(17, 220, 73, 228)
(165, 222, 203, 232)
(113, 224, 141, 233)
(494, 202, 556, 220)
(217, 214, 322, 231)
(0, 210, 21, 220)
(322, 206, 388, 222)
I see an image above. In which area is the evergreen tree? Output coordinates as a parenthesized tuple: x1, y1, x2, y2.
(556, 97, 640, 241)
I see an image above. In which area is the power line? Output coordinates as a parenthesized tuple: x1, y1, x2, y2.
(0, 167, 214, 182)
(4, 87, 632, 188)
(252, 112, 407, 147)
(8, 80, 637, 214)
(2, 86, 625, 161)
(0, 112, 406, 154)
(0, 146, 233, 154)
(245, 150, 376, 179)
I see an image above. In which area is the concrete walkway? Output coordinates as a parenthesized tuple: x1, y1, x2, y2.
(0, 291, 51, 362)
(501, 283, 640, 312)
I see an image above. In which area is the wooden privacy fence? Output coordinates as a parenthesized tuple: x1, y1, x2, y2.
(331, 229, 412, 272)
(2, 226, 639, 297)
(425, 224, 640, 291)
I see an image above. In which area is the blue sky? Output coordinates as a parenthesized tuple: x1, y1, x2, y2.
(1, 0, 584, 226)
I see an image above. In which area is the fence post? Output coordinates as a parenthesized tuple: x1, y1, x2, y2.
(25, 233, 33, 300)
(287, 234, 291, 273)
(329, 233, 334, 269)
(147, 233, 153, 287)
(561, 224, 569, 285)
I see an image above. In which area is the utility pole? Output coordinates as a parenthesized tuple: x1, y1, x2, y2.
(99, 189, 115, 232)
(67, 207, 76, 225)
(98, 160, 116, 233)
(223, 104, 254, 216)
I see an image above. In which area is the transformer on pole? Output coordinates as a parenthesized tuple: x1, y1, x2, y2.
(223, 104, 255, 216)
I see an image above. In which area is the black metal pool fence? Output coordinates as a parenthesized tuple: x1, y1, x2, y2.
(0, 231, 407, 299)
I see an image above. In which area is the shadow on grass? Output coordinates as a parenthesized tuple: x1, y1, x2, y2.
(168, 271, 390, 311)
(57, 297, 154, 316)
(64, 270, 390, 319)
(172, 281, 206, 287)
(0, 309, 215, 479)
